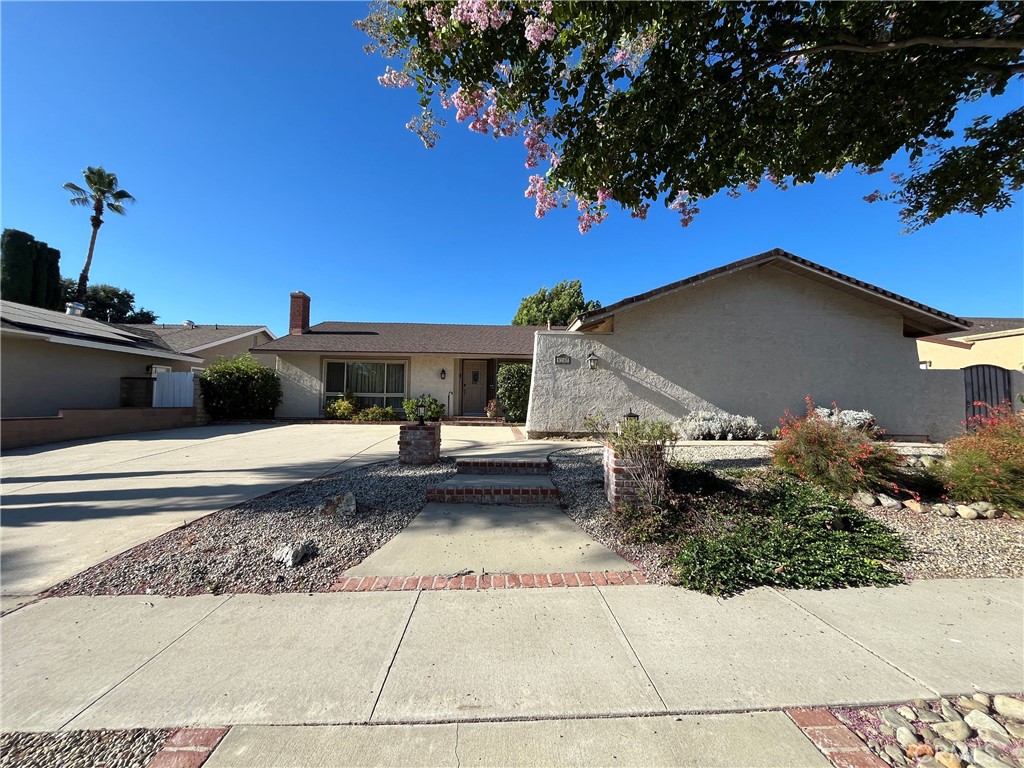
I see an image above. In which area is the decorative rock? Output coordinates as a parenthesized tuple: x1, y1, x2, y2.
(977, 729, 1012, 747)
(920, 455, 938, 468)
(897, 705, 918, 721)
(932, 720, 971, 742)
(854, 492, 879, 507)
(896, 726, 920, 749)
(972, 748, 1015, 768)
(965, 708, 1008, 736)
(933, 503, 957, 517)
(881, 709, 916, 732)
(903, 499, 924, 513)
(919, 725, 937, 741)
(993, 694, 1024, 722)
(955, 505, 979, 520)
(339, 492, 356, 515)
(906, 743, 935, 758)
(880, 724, 896, 737)
(879, 752, 893, 765)
(1005, 721, 1024, 739)
(940, 699, 964, 721)
(972, 693, 992, 708)
(970, 501, 996, 514)
(915, 757, 940, 768)
(933, 739, 953, 753)
(272, 541, 312, 568)
(958, 695, 990, 713)
(919, 710, 945, 723)
(935, 751, 963, 768)
(885, 744, 907, 764)
(954, 742, 969, 759)
(878, 493, 902, 510)
(977, 507, 1001, 519)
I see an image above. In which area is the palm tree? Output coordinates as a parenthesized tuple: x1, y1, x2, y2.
(63, 166, 136, 303)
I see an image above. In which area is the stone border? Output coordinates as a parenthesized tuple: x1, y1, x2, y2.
(786, 708, 887, 768)
(146, 727, 228, 768)
(328, 571, 647, 592)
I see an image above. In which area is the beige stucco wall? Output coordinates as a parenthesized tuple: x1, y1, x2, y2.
(917, 332, 1024, 371)
(169, 331, 274, 372)
(526, 264, 983, 442)
(408, 355, 458, 416)
(1, 335, 164, 417)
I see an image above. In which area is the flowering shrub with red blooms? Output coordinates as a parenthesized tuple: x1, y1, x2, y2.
(942, 401, 1024, 518)
(772, 397, 902, 496)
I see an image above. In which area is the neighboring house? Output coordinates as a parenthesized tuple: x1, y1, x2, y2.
(526, 249, 1021, 442)
(251, 292, 539, 418)
(1, 300, 202, 418)
(917, 317, 1024, 371)
(126, 322, 276, 373)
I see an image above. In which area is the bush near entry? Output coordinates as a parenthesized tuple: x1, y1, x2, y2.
(496, 363, 531, 422)
(199, 354, 282, 420)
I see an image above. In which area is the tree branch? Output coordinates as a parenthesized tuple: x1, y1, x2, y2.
(786, 35, 1024, 58)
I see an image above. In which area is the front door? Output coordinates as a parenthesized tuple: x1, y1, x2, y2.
(462, 360, 487, 415)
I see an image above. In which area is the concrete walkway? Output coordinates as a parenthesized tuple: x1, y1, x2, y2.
(2, 579, 1019, 736)
(0, 423, 531, 599)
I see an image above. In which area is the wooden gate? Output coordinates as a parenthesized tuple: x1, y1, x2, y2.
(153, 371, 195, 407)
(963, 364, 1012, 421)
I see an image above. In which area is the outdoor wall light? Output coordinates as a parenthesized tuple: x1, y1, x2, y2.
(440, 369, 446, 380)
(416, 403, 426, 425)
(587, 352, 600, 370)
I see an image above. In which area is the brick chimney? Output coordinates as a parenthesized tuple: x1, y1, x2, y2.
(289, 291, 310, 335)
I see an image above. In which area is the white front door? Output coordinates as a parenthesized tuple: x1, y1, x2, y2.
(462, 361, 487, 414)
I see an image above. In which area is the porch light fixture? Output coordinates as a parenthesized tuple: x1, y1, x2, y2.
(416, 403, 426, 425)
(919, 361, 932, 370)
(587, 352, 600, 370)
(440, 369, 446, 380)
(623, 410, 640, 424)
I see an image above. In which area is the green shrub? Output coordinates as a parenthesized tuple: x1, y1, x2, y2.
(772, 397, 902, 496)
(402, 394, 445, 421)
(352, 405, 397, 422)
(941, 401, 1024, 517)
(199, 353, 282, 420)
(673, 477, 909, 595)
(325, 399, 355, 420)
(496, 363, 531, 422)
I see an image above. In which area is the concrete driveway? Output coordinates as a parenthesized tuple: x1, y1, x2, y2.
(1, 423, 521, 600)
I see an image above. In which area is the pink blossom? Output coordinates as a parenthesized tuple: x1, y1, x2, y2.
(596, 187, 613, 205)
(630, 203, 650, 220)
(523, 121, 552, 168)
(613, 49, 630, 63)
(863, 190, 882, 204)
(423, 4, 449, 30)
(452, 87, 485, 123)
(524, 15, 557, 49)
(669, 193, 700, 228)
(451, 0, 511, 32)
(525, 175, 559, 218)
(377, 66, 412, 88)
(746, 179, 760, 192)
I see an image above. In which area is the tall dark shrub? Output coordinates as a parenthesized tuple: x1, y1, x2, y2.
(496, 363, 532, 422)
(1, 229, 63, 310)
(199, 353, 283, 420)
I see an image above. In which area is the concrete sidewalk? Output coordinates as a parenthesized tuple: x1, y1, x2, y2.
(0, 423, 531, 600)
(2, 579, 1019, 734)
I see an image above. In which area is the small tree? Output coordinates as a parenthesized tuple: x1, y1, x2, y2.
(512, 279, 600, 326)
(199, 353, 282, 420)
(496, 363, 532, 422)
(60, 279, 157, 323)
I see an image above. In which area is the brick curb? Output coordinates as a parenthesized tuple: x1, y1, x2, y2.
(786, 708, 887, 768)
(146, 727, 228, 768)
(329, 570, 647, 592)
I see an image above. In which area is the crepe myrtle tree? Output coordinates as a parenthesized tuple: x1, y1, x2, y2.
(356, 1, 1024, 234)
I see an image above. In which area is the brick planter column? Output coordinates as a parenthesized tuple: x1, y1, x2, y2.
(399, 423, 441, 465)
(193, 376, 211, 426)
(602, 440, 665, 508)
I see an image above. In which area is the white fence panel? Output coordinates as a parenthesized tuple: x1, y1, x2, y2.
(153, 371, 194, 407)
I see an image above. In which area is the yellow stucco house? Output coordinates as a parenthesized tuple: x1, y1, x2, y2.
(917, 318, 1024, 371)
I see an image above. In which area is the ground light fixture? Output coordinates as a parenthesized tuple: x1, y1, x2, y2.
(623, 410, 640, 424)
(417, 403, 426, 425)
(587, 352, 600, 370)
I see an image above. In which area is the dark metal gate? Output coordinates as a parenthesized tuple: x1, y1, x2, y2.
(963, 364, 1013, 421)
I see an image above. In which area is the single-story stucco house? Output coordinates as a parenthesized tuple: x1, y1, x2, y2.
(128, 322, 275, 373)
(251, 292, 541, 418)
(525, 249, 1023, 442)
(917, 317, 1024, 371)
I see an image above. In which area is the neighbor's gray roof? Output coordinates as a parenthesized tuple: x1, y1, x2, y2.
(253, 322, 540, 356)
(127, 323, 273, 353)
(570, 248, 970, 337)
(0, 300, 200, 361)
(923, 317, 1024, 341)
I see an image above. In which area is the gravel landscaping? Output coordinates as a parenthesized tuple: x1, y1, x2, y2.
(833, 694, 1024, 768)
(0, 729, 169, 768)
(46, 459, 455, 597)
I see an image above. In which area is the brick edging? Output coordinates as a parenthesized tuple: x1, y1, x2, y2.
(786, 709, 886, 768)
(146, 727, 228, 768)
(329, 571, 647, 592)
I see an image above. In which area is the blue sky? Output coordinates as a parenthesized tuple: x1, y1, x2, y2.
(2, 2, 1022, 337)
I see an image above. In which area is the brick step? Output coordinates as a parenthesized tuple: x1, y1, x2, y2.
(330, 571, 647, 592)
(425, 485, 559, 504)
(441, 417, 507, 426)
(456, 458, 550, 475)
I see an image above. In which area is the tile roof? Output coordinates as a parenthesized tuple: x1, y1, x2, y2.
(923, 317, 1024, 341)
(0, 300, 196, 360)
(127, 323, 272, 353)
(570, 248, 970, 337)
(253, 322, 540, 356)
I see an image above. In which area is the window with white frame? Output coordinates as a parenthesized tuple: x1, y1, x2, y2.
(324, 361, 406, 411)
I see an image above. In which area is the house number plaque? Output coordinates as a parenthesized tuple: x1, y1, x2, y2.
(554, 354, 571, 365)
